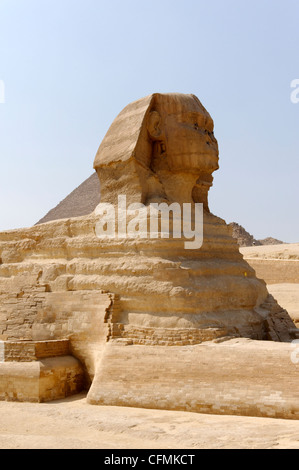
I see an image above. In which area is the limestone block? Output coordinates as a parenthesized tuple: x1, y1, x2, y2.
(0, 339, 70, 362)
(0, 355, 84, 402)
(87, 339, 299, 420)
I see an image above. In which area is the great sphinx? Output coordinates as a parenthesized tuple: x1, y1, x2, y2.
(92, 92, 293, 343)
(0, 93, 298, 417)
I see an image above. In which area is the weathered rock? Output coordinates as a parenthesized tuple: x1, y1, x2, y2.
(228, 222, 261, 247)
(229, 222, 284, 247)
(0, 93, 297, 416)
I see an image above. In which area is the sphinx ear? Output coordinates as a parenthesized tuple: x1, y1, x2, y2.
(147, 111, 163, 140)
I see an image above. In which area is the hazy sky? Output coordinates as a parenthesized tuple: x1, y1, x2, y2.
(0, 0, 298, 242)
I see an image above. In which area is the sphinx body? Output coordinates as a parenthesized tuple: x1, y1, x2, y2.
(0, 93, 297, 415)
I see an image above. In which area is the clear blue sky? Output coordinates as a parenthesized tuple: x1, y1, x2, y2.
(0, 0, 298, 242)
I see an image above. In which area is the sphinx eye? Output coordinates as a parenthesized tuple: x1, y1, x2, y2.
(194, 123, 199, 130)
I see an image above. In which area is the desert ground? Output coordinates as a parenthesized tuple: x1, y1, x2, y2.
(1, 243, 299, 450)
(1, 392, 299, 449)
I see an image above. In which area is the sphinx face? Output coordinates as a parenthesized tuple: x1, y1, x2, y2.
(94, 92, 220, 206)
(160, 95, 219, 175)
(147, 94, 220, 205)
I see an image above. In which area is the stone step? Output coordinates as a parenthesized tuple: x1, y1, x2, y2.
(0, 339, 70, 362)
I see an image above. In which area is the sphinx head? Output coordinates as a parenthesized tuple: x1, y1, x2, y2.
(94, 93, 219, 209)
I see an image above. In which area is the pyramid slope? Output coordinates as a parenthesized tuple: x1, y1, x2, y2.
(36, 173, 101, 225)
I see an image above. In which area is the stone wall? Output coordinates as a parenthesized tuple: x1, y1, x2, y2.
(245, 259, 299, 285)
(0, 339, 70, 362)
(0, 284, 113, 384)
(0, 356, 84, 402)
(88, 338, 299, 420)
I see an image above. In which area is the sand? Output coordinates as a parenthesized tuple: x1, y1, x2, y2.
(240, 243, 299, 260)
(1, 392, 299, 449)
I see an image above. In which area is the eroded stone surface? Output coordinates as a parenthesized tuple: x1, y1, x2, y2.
(0, 93, 297, 415)
(0, 356, 84, 402)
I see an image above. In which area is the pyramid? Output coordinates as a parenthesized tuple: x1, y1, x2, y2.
(36, 173, 100, 225)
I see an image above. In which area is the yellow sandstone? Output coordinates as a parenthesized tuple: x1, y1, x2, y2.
(0, 93, 298, 417)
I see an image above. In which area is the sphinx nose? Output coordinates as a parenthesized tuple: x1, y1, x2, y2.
(205, 129, 217, 144)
